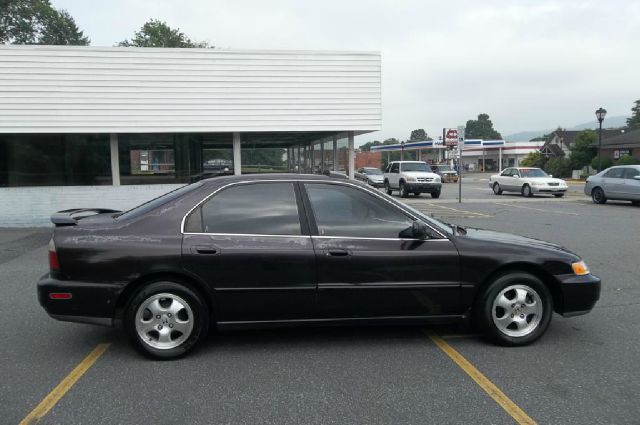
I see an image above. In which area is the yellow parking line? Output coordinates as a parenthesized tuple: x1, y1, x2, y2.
(20, 343, 110, 425)
(494, 202, 579, 216)
(427, 332, 537, 425)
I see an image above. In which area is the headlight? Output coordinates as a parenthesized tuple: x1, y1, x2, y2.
(435, 177, 441, 182)
(571, 261, 590, 275)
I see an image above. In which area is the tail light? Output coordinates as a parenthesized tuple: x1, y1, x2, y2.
(48, 238, 60, 271)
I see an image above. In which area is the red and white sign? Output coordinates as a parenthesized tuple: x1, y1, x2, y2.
(443, 128, 458, 146)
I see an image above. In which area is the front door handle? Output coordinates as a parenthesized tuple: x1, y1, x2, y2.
(326, 249, 350, 257)
(191, 245, 219, 255)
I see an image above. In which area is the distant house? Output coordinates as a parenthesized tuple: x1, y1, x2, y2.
(593, 129, 640, 163)
(541, 129, 625, 157)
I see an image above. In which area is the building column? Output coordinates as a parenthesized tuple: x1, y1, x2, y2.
(498, 147, 503, 172)
(109, 133, 120, 186)
(320, 141, 325, 173)
(348, 131, 355, 179)
(332, 135, 338, 171)
(233, 132, 241, 176)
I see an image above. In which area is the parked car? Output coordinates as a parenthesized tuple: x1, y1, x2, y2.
(489, 167, 568, 197)
(584, 165, 640, 205)
(355, 167, 385, 188)
(430, 164, 459, 183)
(383, 161, 442, 198)
(39, 174, 600, 359)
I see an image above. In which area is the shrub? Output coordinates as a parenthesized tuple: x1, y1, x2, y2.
(590, 156, 612, 171)
(520, 151, 547, 168)
(543, 157, 572, 178)
(617, 155, 639, 165)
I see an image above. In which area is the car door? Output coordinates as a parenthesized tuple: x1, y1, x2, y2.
(181, 181, 317, 322)
(497, 168, 514, 190)
(302, 182, 461, 319)
(622, 167, 640, 200)
(388, 162, 400, 188)
(602, 168, 625, 199)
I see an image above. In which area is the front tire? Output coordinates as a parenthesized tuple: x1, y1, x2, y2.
(399, 182, 409, 198)
(592, 187, 607, 204)
(384, 181, 393, 196)
(493, 183, 503, 195)
(474, 272, 552, 346)
(553, 193, 564, 198)
(126, 281, 209, 359)
(522, 184, 533, 197)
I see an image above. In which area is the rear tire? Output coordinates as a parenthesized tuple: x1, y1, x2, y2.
(592, 187, 607, 204)
(553, 193, 564, 198)
(125, 280, 209, 360)
(474, 272, 552, 346)
(384, 181, 393, 196)
(493, 183, 503, 195)
(522, 184, 533, 197)
(431, 190, 441, 199)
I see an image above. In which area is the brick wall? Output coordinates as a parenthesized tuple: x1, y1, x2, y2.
(0, 184, 184, 227)
(355, 151, 382, 169)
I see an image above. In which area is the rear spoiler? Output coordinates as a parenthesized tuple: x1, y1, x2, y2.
(50, 208, 122, 226)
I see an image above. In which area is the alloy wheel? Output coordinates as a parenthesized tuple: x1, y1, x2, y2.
(491, 284, 543, 337)
(135, 293, 194, 350)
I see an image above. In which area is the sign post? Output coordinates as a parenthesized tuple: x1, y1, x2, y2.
(457, 126, 465, 203)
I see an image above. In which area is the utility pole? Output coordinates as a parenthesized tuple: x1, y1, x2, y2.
(457, 126, 465, 203)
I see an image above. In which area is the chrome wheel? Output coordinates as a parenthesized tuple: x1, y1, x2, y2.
(522, 185, 532, 197)
(491, 284, 542, 338)
(135, 293, 194, 350)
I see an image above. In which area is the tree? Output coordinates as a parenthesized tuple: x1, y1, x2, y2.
(569, 130, 597, 169)
(618, 155, 639, 165)
(464, 114, 502, 140)
(118, 19, 210, 48)
(409, 129, 429, 141)
(0, 0, 89, 45)
(591, 156, 612, 171)
(626, 99, 640, 130)
(520, 151, 547, 168)
(543, 157, 572, 178)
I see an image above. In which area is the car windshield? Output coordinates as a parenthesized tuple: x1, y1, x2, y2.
(435, 165, 452, 171)
(401, 162, 429, 172)
(117, 182, 203, 220)
(519, 168, 548, 178)
(364, 169, 383, 175)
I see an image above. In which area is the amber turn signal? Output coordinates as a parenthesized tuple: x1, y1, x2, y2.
(572, 261, 590, 276)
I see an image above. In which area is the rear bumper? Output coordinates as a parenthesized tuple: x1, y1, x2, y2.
(406, 183, 441, 192)
(37, 274, 122, 326)
(441, 175, 459, 183)
(556, 273, 601, 317)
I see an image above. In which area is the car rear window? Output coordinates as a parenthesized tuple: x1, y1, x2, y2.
(117, 182, 203, 221)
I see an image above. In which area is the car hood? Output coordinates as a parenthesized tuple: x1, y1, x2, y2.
(367, 174, 384, 180)
(402, 171, 440, 178)
(460, 227, 575, 256)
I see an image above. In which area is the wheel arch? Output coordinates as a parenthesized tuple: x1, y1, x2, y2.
(114, 270, 215, 322)
(473, 262, 563, 314)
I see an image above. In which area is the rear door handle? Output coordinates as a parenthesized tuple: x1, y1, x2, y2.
(191, 245, 219, 255)
(326, 249, 350, 257)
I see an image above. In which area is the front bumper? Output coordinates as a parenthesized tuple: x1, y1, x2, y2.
(405, 182, 442, 192)
(441, 175, 459, 183)
(37, 274, 122, 327)
(555, 273, 601, 317)
(532, 186, 568, 194)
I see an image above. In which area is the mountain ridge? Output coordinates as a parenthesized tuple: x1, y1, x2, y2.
(505, 115, 628, 141)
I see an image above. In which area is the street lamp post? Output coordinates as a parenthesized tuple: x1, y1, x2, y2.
(595, 107, 607, 172)
(400, 141, 405, 161)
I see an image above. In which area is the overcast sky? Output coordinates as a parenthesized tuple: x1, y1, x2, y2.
(52, 0, 640, 144)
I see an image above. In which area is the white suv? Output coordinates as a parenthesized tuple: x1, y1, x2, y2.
(383, 161, 442, 198)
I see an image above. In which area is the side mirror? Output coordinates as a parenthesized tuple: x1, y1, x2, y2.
(412, 220, 429, 240)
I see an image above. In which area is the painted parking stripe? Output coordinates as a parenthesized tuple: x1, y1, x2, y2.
(427, 332, 537, 425)
(494, 202, 579, 216)
(20, 343, 110, 425)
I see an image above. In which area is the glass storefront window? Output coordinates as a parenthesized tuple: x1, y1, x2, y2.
(0, 134, 111, 187)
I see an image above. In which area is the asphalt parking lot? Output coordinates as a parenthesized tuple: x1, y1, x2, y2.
(2, 176, 639, 425)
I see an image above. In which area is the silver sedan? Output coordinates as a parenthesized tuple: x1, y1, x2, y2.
(584, 165, 640, 205)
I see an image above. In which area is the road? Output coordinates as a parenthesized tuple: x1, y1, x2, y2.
(1, 177, 639, 425)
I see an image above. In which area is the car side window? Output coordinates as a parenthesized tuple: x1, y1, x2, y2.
(604, 168, 624, 179)
(501, 169, 512, 176)
(305, 183, 414, 239)
(199, 182, 301, 235)
(624, 168, 639, 179)
(390, 163, 399, 173)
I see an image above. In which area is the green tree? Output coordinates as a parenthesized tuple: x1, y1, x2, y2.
(409, 129, 429, 141)
(591, 156, 612, 171)
(520, 151, 547, 168)
(118, 19, 210, 47)
(618, 155, 639, 165)
(569, 130, 597, 169)
(465, 113, 502, 140)
(543, 157, 572, 178)
(0, 0, 89, 45)
(626, 99, 640, 130)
